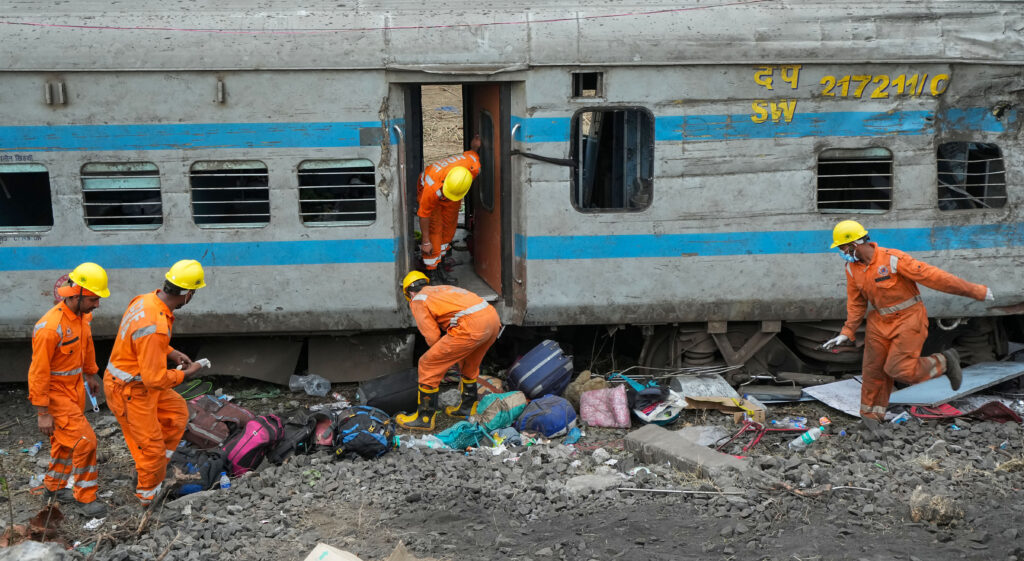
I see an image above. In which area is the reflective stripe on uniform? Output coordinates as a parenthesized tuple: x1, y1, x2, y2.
(449, 301, 488, 328)
(165, 449, 174, 459)
(890, 254, 899, 274)
(51, 367, 83, 377)
(107, 363, 141, 383)
(877, 294, 922, 315)
(73, 465, 98, 475)
(132, 324, 157, 340)
(137, 485, 160, 500)
(424, 174, 435, 186)
(412, 294, 428, 302)
(422, 255, 441, 266)
(860, 404, 886, 415)
(76, 480, 98, 488)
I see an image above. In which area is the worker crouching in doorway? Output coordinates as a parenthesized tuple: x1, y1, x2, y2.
(104, 260, 207, 506)
(822, 220, 993, 436)
(397, 271, 501, 431)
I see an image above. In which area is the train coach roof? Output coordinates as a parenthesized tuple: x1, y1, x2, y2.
(2, 1, 1022, 71)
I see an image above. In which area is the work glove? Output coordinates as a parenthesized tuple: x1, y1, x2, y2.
(985, 288, 994, 301)
(822, 334, 850, 350)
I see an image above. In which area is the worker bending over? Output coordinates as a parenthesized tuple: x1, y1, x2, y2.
(416, 135, 482, 284)
(822, 220, 993, 427)
(28, 263, 110, 517)
(397, 271, 501, 431)
(104, 260, 206, 506)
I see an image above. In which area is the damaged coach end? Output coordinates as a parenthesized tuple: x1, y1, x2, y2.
(0, 1, 1021, 385)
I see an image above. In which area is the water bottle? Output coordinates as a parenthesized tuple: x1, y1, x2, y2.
(219, 472, 231, 490)
(788, 418, 831, 450)
(890, 412, 911, 425)
(27, 442, 43, 457)
(288, 374, 331, 397)
(770, 416, 807, 429)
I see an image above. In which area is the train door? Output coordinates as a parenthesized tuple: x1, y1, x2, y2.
(463, 83, 509, 299)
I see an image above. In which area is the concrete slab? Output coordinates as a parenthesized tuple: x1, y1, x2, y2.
(624, 424, 749, 479)
(890, 361, 1024, 406)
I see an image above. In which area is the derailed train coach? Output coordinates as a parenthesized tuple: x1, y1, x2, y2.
(0, 1, 1022, 384)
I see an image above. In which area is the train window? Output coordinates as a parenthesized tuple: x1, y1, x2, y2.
(572, 72, 603, 98)
(816, 147, 892, 214)
(297, 160, 376, 226)
(571, 108, 654, 212)
(81, 163, 163, 230)
(936, 142, 1006, 211)
(477, 111, 495, 211)
(0, 163, 53, 230)
(189, 161, 270, 228)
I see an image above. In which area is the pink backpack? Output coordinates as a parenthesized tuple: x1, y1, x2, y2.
(221, 415, 284, 477)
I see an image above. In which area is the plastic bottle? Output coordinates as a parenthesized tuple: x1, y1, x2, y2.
(27, 442, 43, 457)
(769, 416, 807, 429)
(788, 419, 831, 450)
(219, 472, 231, 490)
(288, 374, 331, 397)
(890, 412, 911, 425)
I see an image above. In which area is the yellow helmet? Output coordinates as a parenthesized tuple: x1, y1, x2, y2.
(401, 271, 429, 301)
(830, 220, 869, 249)
(165, 259, 206, 290)
(68, 262, 110, 298)
(441, 166, 473, 201)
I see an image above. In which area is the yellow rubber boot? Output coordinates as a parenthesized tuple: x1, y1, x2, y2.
(396, 386, 439, 431)
(445, 378, 478, 419)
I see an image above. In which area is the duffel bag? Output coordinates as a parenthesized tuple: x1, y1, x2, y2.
(514, 395, 578, 438)
(222, 414, 284, 476)
(332, 406, 395, 460)
(473, 391, 528, 431)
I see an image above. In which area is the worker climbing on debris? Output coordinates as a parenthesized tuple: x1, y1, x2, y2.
(104, 259, 207, 506)
(822, 220, 993, 430)
(416, 134, 482, 285)
(396, 271, 501, 431)
(27, 263, 111, 517)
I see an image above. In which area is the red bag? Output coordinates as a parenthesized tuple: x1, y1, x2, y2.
(580, 385, 631, 429)
(184, 395, 255, 449)
(222, 415, 284, 477)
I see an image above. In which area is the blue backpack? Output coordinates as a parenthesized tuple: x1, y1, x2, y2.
(514, 395, 578, 438)
(332, 406, 396, 460)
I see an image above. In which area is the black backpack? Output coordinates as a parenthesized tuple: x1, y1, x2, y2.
(169, 446, 227, 490)
(332, 406, 396, 460)
(267, 409, 335, 464)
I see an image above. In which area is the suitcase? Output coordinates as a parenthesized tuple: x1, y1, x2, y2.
(355, 368, 419, 415)
(507, 340, 573, 399)
(184, 395, 255, 449)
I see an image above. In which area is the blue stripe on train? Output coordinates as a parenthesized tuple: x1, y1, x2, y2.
(0, 239, 396, 271)
(0, 108, 1013, 152)
(515, 222, 1024, 260)
(512, 107, 1016, 143)
(0, 121, 385, 152)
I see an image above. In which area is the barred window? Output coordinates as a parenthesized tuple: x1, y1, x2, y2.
(937, 142, 1006, 211)
(190, 161, 270, 227)
(0, 163, 53, 230)
(817, 148, 892, 214)
(82, 162, 162, 230)
(571, 107, 654, 212)
(297, 160, 376, 225)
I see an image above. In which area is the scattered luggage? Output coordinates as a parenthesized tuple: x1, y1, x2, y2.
(332, 406, 396, 460)
(355, 368, 418, 415)
(473, 391, 528, 431)
(184, 395, 255, 449)
(267, 410, 335, 465)
(514, 395, 578, 438)
(222, 414, 284, 476)
(507, 340, 573, 399)
(168, 446, 227, 491)
(580, 384, 631, 429)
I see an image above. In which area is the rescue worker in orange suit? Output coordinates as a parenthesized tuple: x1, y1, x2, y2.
(28, 263, 110, 517)
(396, 271, 501, 431)
(416, 135, 482, 285)
(103, 260, 206, 506)
(822, 220, 993, 432)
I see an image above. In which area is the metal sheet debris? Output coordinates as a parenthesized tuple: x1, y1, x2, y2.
(669, 374, 740, 400)
(802, 377, 864, 418)
(890, 362, 1024, 407)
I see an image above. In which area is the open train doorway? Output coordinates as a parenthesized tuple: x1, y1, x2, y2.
(409, 83, 508, 303)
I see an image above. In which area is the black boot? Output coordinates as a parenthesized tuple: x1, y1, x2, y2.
(943, 348, 963, 391)
(437, 264, 458, 286)
(425, 269, 441, 285)
(396, 386, 439, 431)
(445, 378, 477, 419)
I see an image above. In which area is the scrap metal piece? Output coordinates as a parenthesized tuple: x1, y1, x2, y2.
(889, 362, 1024, 406)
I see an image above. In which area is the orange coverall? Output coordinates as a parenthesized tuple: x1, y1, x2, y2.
(417, 150, 480, 270)
(409, 285, 500, 388)
(839, 243, 987, 420)
(103, 291, 188, 505)
(27, 302, 100, 503)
